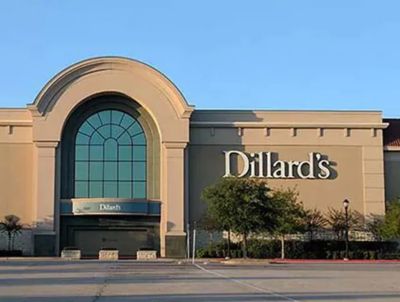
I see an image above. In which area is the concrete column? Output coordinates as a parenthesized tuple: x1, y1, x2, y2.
(160, 142, 187, 258)
(32, 141, 58, 255)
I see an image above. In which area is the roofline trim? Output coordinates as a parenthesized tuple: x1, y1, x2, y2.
(0, 120, 33, 126)
(193, 109, 384, 114)
(190, 121, 389, 129)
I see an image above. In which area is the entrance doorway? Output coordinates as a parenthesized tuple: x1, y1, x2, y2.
(60, 215, 160, 257)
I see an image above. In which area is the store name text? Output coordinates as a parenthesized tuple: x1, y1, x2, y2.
(223, 151, 333, 179)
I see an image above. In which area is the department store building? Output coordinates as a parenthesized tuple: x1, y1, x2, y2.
(0, 57, 399, 257)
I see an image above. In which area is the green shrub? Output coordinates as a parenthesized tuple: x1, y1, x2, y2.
(379, 253, 400, 259)
(196, 248, 209, 258)
(194, 239, 399, 259)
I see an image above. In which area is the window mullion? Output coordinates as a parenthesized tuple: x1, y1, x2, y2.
(87, 141, 90, 198)
(102, 140, 105, 197)
(131, 145, 134, 198)
(117, 137, 119, 198)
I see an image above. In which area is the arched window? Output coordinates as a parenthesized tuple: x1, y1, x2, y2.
(74, 110, 146, 198)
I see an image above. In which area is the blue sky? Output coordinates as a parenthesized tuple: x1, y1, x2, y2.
(0, 1, 399, 116)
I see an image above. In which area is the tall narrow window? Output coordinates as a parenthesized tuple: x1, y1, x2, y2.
(74, 110, 146, 198)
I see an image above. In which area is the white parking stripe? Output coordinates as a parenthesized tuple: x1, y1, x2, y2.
(194, 264, 301, 302)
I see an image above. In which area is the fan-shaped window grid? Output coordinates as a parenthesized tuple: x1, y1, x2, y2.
(74, 110, 146, 198)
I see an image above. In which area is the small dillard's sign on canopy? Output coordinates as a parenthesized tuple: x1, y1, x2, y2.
(223, 151, 334, 179)
(69, 201, 161, 215)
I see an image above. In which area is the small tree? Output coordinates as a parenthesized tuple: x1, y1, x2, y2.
(326, 208, 363, 240)
(269, 188, 306, 259)
(198, 213, 222, 234)
(379, 200, 400, 239)
(304, 208, 327, 241)
(0, 215, 23, 251)
(198, 213, 224, 252)
(202, 177, 277, 258)
(366, 214, 385, 241)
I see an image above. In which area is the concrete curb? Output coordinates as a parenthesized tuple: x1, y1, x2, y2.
(217, 258, 400, 265)
(269, 259, 400, 264)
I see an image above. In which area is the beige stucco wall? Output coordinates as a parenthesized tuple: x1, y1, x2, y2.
(0, 107, 389, 251)
(384, 150, 400, 202)
(0, 109, 34, 225)
(189, 110, 387, 222)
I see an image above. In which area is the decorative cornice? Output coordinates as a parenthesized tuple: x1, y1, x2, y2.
(181, 107, 195, 119)
(190, 121, 389, 129)
(26, 105, 43, 118)
(0, 121, 32, 126)
(34, 141, 59, 148)
(163, 141, 188, 149)
(165, 231, 186, 236)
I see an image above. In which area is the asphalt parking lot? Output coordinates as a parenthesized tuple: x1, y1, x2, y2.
(0, 260, 399, 302)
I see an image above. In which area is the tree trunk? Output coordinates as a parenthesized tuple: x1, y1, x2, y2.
(242, 233, 248, 258)
(280, 234, 285, 259)
(227, 229, 231, 258)
(11, 233, 15, 251)
(7, 232, 11, 252)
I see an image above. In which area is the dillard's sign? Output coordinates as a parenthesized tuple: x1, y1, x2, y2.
(223, 151, 333, 179)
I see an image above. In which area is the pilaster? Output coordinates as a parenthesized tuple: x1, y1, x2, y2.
(33, 141, 58, 230)
(160, 142, 187, 257)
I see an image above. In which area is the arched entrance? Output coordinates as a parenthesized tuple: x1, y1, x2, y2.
(29, 57, 194, 257)
(59, 94, 161, 257)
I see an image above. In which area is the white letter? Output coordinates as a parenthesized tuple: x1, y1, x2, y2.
(257, 152, 265, 177)
(318, 157, 331, 179)
(223, 151, 249, 177)
(297, 153, 315, 179)
(249, 153, 257, 177)
(265, 152, 272, 178)
(273, 160, 287, 178)
(287, 161, 299, 178)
